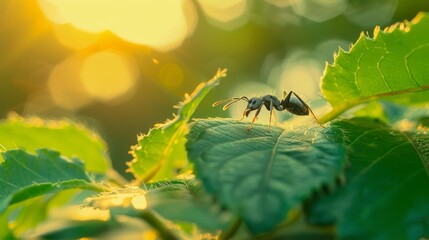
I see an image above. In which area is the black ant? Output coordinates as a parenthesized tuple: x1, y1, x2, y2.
(212, 91, 321, 130)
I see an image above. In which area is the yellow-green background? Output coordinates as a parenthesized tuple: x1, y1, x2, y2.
(0, 0, 428, 177)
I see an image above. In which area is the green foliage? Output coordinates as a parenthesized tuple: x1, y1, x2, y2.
(0, 208, 13, 240)
(128, 68, 228, 181)
(145, 179, 229, 232)
(84, 178, 228, 237)
(306, 118, 429, 239)
(186, 119, 347, 233)
(0, 149, 103, 214)
(0, 116, 111, 173)
(320, 12, 429, 123)
(2, 12, 429, 240)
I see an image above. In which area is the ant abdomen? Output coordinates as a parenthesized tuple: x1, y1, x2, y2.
(282, 100, 309, 116)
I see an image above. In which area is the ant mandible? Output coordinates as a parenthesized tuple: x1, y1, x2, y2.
(212, 91, 322, 130)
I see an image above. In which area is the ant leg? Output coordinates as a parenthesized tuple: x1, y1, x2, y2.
(247, 105, 262, 130)
(282, 91, 292, 108)
(282, 90, 288, 101)
(268, 99, 274, 130)
(273, 110, 277, 126)
(291, 91, 324, 127)
(235, 109, 246, 121)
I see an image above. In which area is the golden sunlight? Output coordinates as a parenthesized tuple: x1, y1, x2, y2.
(52, 24, 99, 50)
(278, 61, 321, 100)
(48, 55, 93, 110)
(197, 0, 247, 23)
(38, 0, 197, 51)
(81, 51, 138, 102)
(131, 195, 148, 210)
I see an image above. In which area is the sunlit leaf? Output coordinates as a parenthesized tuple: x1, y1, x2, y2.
(0, 207, 14, 240)
(85, 190, 192, 240)
(186, 119, 347, 234)
(0, 149, 104, 214)
(320, 12, 429, 123)
(306, 118, 429, 239)
(146, 179, 230, 233)
(33, 220, 116, 240)
(5, 191, 81, 238)
(85, 178, 228, 233)
(0, 116, 111, 173)
(12, 196, 49, 236)
(128, 68, 228, 181)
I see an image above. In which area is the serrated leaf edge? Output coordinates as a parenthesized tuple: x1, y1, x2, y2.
(127, 69, 228, 181)
(319, 12, 429, 123)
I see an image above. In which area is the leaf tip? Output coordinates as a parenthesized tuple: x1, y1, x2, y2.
(373, 25, 381, 37)
(216, 68, 228, 78)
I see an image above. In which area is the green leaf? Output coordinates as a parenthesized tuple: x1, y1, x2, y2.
(0, 149, 104, 214)
(146, 179, 229, 233)
(85, 178, 228, 233)
(0, 207, 15, 240)
(11, 196, 50, 236)
(34, 220, 116, 239)
(186, 119, 347, 234)
(320, 12, 429, 123)
(306, 118, 429, 239)
(128, 68, 228, 181)
(0, 116, 111, 173)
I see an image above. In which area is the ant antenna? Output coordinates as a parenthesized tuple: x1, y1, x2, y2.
(212, 96, 249, 110)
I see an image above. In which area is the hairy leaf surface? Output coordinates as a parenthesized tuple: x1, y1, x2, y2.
(85, 179, 228, 233)
(306, 118, 429, 239)
(128, 69, 227, 181)
(321, 12, 429, 122)
(0, 149, 104, 214)
(186, 119, 347, 233)
(0, 116, 110, 173)
(146, 179, 229, 232)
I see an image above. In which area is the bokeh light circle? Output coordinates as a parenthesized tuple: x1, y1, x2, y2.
(197, 0, 249, 29)
(291, 0, 347, 22)
(48, 55, 93, 110)
(38, 0, 197, 51)
(52, 24, 99, 50)
(81, 51, 138, 102)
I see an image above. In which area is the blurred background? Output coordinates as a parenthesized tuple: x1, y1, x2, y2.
(1, 0, 428, 178)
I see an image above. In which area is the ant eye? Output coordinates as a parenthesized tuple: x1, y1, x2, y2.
(251, 100, 256, 104)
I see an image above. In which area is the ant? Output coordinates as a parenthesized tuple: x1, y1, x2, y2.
(212, 91, 321, 130)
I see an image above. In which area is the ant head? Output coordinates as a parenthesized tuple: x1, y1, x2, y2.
(245, 97, 262, 116)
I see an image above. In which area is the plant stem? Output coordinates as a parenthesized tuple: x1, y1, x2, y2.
(219, 216, 242, 240)
(138, 210, 178, 240)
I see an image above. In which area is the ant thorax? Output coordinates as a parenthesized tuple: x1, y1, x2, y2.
(261, 95, 282, 111)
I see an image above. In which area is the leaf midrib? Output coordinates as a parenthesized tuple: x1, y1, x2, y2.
(401, 131, 429, 177)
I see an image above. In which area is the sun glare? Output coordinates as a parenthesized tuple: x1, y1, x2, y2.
(37, 0, 197, 51)
(52, 24, 99, 50)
